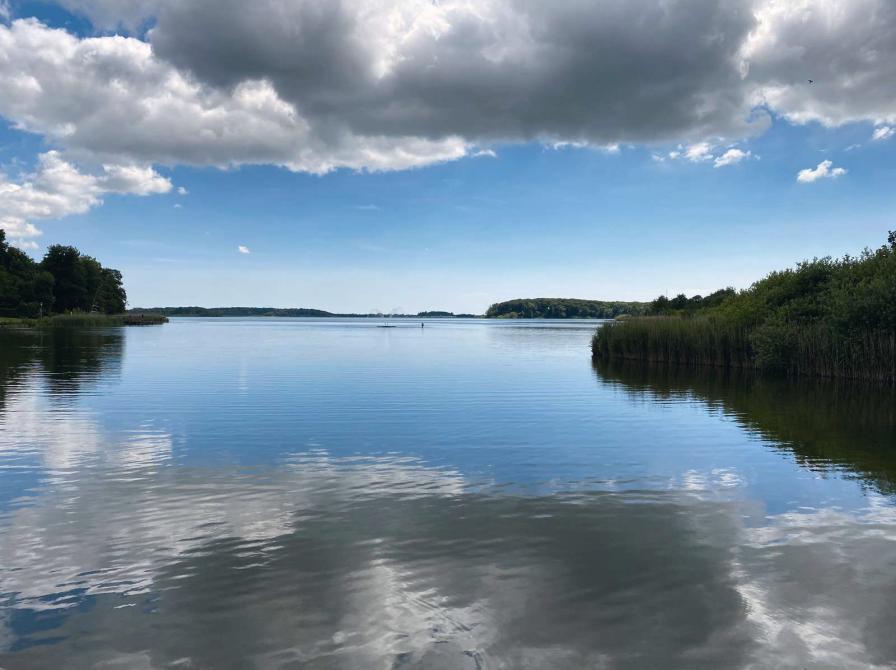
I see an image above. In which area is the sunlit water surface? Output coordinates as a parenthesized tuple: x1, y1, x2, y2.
(1, 318, 895, 669)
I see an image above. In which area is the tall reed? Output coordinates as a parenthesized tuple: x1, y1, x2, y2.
(593, 317, 896, 382)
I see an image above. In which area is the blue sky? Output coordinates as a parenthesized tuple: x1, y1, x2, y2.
(1, 0, 894, 313)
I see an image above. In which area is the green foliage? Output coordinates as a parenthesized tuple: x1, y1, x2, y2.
(96, 269, 128, 314)
(594, 232, 896, 382)
(40, 245, 87, 312)
(1, 231, 54, 317)
(0, 231, 128, 317)
(487, 298, 648, 319)
(649, 288, 736, 315)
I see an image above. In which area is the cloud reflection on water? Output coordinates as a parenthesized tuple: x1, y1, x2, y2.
(0, 328, 895, 668)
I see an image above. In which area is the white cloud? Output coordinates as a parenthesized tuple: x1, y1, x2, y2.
(472, 149, 497, 158)
(872, 126, 894, 141)
(714, 148, 752, 168)
(659, 142, 756, 168)
(796, 159, 847, 183)
(684, 142, 714, 162)
(0, 151, 171, 240)
(177, 186, 188, 195)
(101, 164, 172, 195)
(237, 245, 250, 254)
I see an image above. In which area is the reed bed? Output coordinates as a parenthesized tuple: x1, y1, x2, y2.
(593, 317, 896, 383)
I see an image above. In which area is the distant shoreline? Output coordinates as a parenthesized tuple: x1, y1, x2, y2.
(129, 298, 646, 320)
(128, 308, 483, 319)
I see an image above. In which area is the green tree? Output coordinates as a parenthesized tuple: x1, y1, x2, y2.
(95, 268, 127, 314)
(41, 245, 88, 312)
(0, 230, 55, 317)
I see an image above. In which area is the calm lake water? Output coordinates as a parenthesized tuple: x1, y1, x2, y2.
(1, 318, 895, 669)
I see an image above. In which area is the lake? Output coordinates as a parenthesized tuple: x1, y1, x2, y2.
(1, 318, 895, 669)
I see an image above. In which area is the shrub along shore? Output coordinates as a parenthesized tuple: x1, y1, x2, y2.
(593, 232, 896, 383)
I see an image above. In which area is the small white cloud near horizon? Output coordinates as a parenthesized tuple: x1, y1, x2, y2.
(177, 186, 188, 195)
(238, 245, 251, 254)
(173, 203, 182, 209)
(797, 160, 847, 183)
(472, 149, 497, 158)
(714, 148, 752, 168)
(872, 126, 894, 141)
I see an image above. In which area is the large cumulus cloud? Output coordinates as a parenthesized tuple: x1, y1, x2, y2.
(147, 0, 764, 145)
(1, 0, 896, 240)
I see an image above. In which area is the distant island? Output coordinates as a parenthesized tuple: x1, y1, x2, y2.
(593, 231, 896, 383)
(486, 298, 648, 319)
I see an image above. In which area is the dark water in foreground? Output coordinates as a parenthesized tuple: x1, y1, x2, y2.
(1, 318, 895, 669)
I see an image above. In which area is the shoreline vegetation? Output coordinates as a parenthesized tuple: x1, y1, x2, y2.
(486, 298, 647, 319)
(1, 231, 167, 329)
(1, 313, 168, 328)
(593, 232, 896, 383)
(1, 231, 128, 319)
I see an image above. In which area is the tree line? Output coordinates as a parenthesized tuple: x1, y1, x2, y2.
(486, 298, 648, 319)
(0, 230, 127, 318)
(646, 288, 737, 315)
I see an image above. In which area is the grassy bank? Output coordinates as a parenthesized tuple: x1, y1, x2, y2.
(0, 312, 168, 328)
(593, 233, 896, 382)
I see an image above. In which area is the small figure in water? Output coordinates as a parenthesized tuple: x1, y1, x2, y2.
(421, 322, 425, 328)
